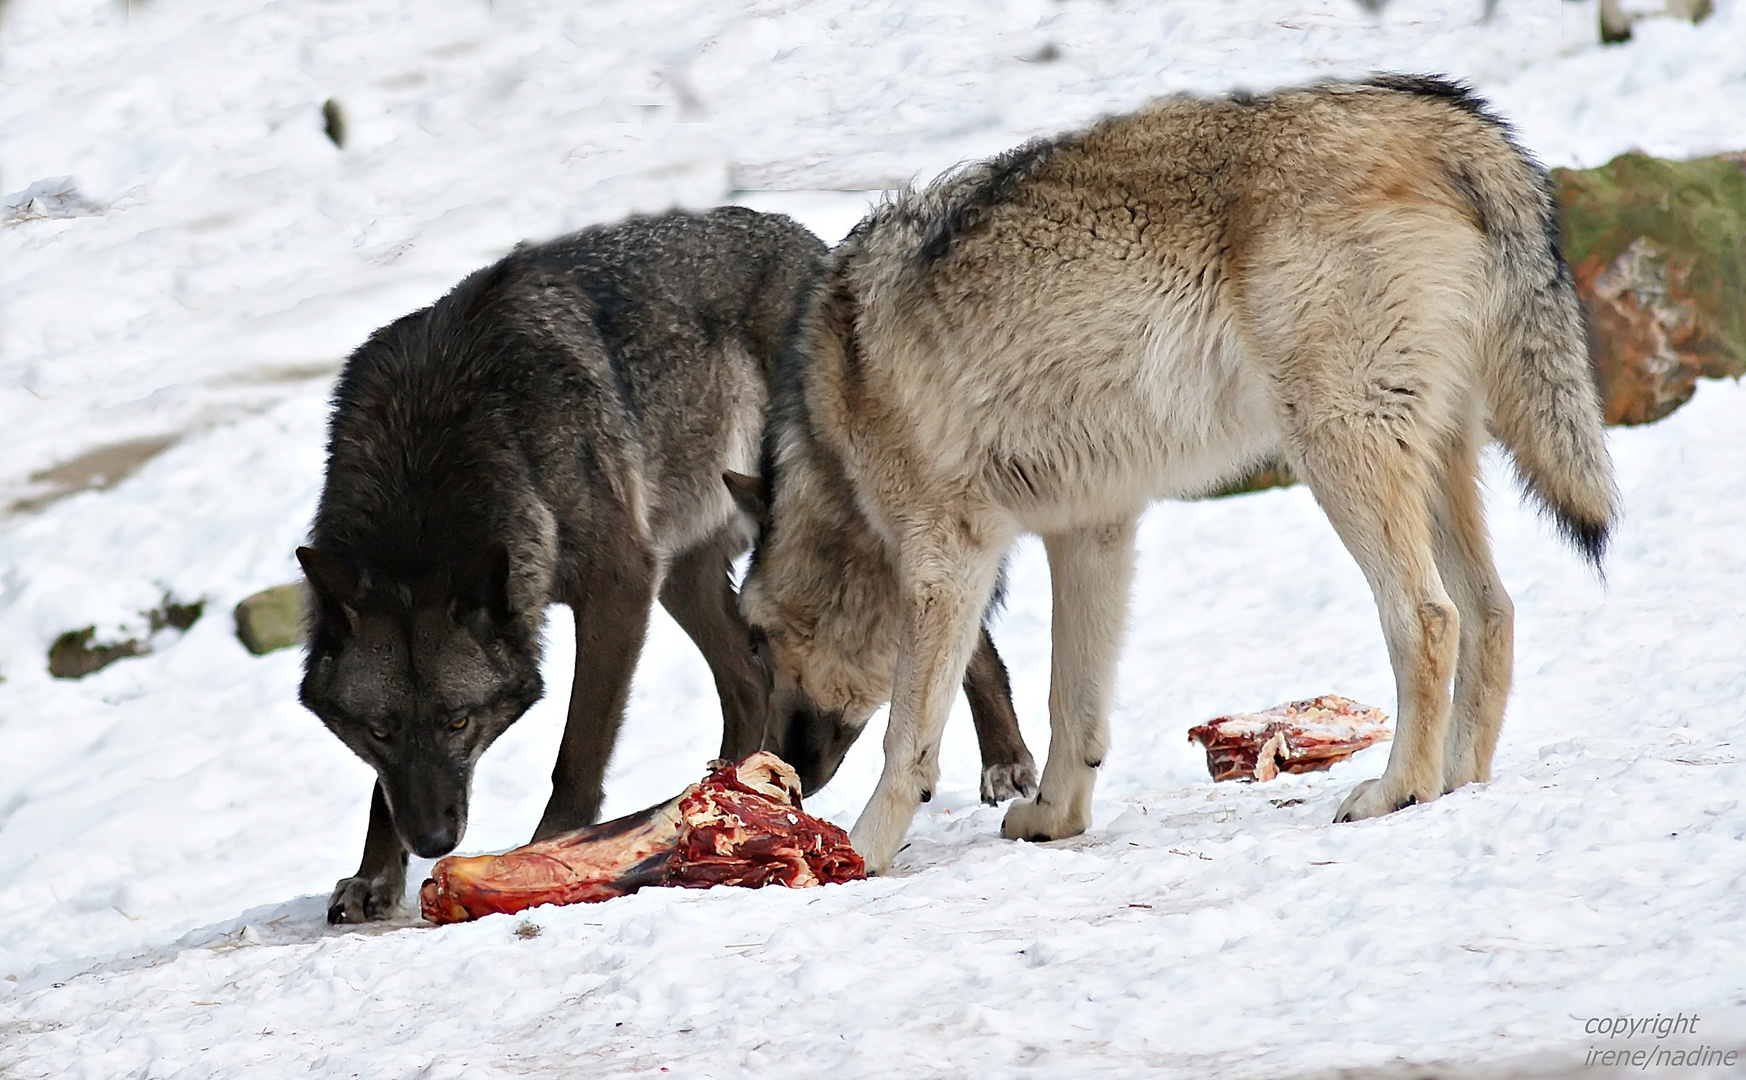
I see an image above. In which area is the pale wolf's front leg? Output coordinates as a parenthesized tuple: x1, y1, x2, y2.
(1002, 518, 1137, 843)
(851, 532, 1009, 874)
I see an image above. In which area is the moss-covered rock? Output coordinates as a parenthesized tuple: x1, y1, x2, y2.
(1200, 460, 1298, 499)
(48, 627, 147, 679)
(149, 596, 204, 634)
(1554, 151, 1746, 426)
(47, 594, 204, 679)
(234, 582, 307, 655)
(1600, 0, 1712, 45)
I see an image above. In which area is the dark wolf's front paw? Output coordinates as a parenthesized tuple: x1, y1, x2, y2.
(328, 872, 403, 924)
(980, 762, 1038, 804)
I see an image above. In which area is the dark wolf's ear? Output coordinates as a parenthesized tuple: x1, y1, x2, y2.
(297, 545, 360, 639)
(723, 471, 764, 521)
(454, 542, 511, 622)
(297, 546, 359, 608)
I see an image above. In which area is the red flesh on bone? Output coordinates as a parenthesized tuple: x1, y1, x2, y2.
(419, 752, 863, 924)
(1186, 695, 1392, 782)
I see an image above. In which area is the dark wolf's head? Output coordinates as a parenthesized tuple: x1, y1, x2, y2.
(297, 543, 544, 858)
(298, 272, 559, 860)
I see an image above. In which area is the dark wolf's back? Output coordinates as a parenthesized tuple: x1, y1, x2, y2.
(310, 207, 826, 613)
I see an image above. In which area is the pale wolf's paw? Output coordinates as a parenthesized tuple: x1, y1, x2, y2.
(1440, 754, 1491, 794)
(1000, 795, 1090, 843)
(328, 872, 402, 924)
(980, 762, 1038, 805)
(1334, 777, 1436, 823)
(849, 793, 919, 877)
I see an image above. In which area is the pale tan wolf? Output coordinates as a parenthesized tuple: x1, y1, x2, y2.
(738, 76, 1617, 874)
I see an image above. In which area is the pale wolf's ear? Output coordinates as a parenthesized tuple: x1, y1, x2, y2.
(297, 545, 361, 634)
(723, 471, 764, 521)
(454, 541, 511, 621)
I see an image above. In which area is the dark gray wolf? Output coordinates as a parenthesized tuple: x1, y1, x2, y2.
(738, 77, 1617, 874)
(299, 208, 1034, 922)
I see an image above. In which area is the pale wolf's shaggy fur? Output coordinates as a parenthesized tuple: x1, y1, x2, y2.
(740, 76, 1617, 874)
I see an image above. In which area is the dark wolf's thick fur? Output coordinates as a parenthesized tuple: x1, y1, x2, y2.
(741, 77, 1617, 874)
(301, 208, 1035, 923)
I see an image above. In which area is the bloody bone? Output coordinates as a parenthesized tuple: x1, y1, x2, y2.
(418, 801, 682, 923)
(1186, 695, 1392, 782)
(420, 752, 863, 924)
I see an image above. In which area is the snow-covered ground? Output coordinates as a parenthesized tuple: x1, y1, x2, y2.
(3, 0, 1745, 1076)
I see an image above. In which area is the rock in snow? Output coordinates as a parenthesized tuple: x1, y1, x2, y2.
(1555, 152, 1746, 426)
(233, 583, 306, 656)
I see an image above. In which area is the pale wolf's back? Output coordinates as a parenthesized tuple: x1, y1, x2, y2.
(840, 76, 1614, 552)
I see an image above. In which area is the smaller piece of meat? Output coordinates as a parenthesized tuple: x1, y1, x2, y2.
(1186, 695, 1392, 782)
(420, 752, 863, 924)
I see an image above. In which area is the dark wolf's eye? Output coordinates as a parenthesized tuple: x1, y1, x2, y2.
(369, 727, 389, 742)
(449, 714, 469, 732)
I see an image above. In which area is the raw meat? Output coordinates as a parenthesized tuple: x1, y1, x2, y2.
(1186, 695, 1392, 782)
(420, 752, 864, 924)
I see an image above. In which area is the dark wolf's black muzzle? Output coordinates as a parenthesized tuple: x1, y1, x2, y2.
(384, 764, 469, 859)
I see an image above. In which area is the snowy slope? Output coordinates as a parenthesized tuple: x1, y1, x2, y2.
(3, 0, 1746, 1076)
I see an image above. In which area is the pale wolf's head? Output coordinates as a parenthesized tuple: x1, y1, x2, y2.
(297, 544, 544, 858)
(731, 243, 916, 794)
(731, 445, 905, 795)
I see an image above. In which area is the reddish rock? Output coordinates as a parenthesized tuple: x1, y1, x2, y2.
(1556, 152, 1746, 426)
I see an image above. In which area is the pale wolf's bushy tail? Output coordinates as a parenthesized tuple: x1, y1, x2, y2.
(1382, 76, 1619, 567)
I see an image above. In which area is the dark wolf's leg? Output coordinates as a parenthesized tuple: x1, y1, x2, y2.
(964, 626, 1036, 804)
(534, 551, 659, 840)
(659, 527, 770, 761)
(328, 780, 410, 924)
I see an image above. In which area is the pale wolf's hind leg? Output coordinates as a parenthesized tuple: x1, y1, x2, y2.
(1289, 394, 1460, 823)
(1259, 213, 1480, 821)
(851, 521, 1010, 874)
(1430, 433, 1514, 790)
(1002, 517, 1137, 843)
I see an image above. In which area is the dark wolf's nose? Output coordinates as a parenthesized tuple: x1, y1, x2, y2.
(410, 819, 460, 859)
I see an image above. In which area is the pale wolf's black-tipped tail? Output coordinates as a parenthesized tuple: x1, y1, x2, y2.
(1396, 77, 1619, 568)
(1483, 202, 1617, 570)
